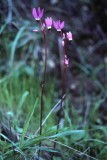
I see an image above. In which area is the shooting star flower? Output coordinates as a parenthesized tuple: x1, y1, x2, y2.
(32, 7, 44, 21)
(45, 17, 52, 29)
(53, 20, 64, 31)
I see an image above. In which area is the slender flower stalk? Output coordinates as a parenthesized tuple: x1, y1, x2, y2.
(53, 30, 68, 150)
(58, 30, 67, 125)
(32, 8, 48, 158)
(58, 31, 72, 131)
(54, 30, 71, 151)
(37, 22, 48, 159)
(40, 29, 48, 136)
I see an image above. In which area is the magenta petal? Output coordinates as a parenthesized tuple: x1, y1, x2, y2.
(45, 17, 53, 29)
(37, 7, 44, 18)
(50, 17, 52, 25)
(60, 21, 64, 29)
(32, 8, 37, 18)
(38, 7, 41, 15)
(58, 20, 60, 25)
(53, 21, 58, 29)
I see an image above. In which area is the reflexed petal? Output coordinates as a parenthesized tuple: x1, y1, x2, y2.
(38, 7, 41, 15)
(60, 21, 64, 29)
(39, 9, 44, 18)
(32, 8, 38, 18)
(53, 21, 58, 29)
(49, 17, 52, 24)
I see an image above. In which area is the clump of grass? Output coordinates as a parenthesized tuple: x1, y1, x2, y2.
(0, 68, 106, 159)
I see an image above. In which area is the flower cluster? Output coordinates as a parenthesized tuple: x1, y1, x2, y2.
(32, 7, 72, 38)
(32, 7, 73, 66)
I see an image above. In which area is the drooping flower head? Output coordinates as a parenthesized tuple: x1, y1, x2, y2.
(64, 54, 69, 66)
(53, 20, 64, 31)
(66, 31, 72, 41)
(45, 17, 52, 29)
(32, 7, 44, 21)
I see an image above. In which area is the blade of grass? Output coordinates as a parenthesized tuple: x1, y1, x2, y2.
(49, 139, 98, 160)
(49, 130, 85, 140)
(20, 98, 38, 147)
(0, 156, 3, 160)
(0, 61, 25, 84)
(10, 26, 27, 68)
(16, 91, 29, 118)
(0, 23, 7, 34)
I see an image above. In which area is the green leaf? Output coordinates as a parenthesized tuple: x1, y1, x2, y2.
(49, 130, 85, 141)
(20, 98, 38, 147)
(0, 23, 7, 34)
(16, 91, 29, 118)
(10, 26, 27, 68)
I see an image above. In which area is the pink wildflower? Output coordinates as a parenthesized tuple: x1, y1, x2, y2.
(64, 54, 69, 66)
(53, 20, 64, 31)
(45, 17, 52, 29)
(32, 7, 44, 21)
(66, 31, 72, 41)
